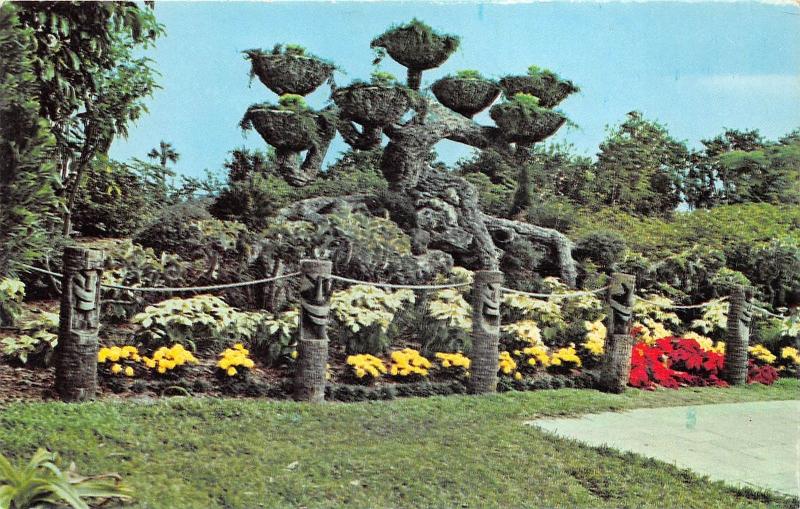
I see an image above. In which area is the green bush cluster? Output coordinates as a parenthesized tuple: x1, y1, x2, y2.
(72, 160, 161, 237)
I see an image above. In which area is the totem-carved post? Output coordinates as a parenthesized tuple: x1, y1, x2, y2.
(55, 247, 104, 402)
(294, 259, 332, 402)
(722, 285, 753, 385)
(469, 270, 503, 394)
(599, 272, 636, 393)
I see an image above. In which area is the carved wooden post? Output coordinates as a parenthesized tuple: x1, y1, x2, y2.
(294, 260, 332, 402)
(469, 270, 503, 394)
(722, 285, 753, 385)
(599, 272, 636, 393)
(55, 247, 104, 402)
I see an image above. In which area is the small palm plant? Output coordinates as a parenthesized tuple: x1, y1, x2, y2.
(0, 448, 132, 509)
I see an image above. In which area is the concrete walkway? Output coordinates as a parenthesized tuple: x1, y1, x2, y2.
(528, 400, 799, 496)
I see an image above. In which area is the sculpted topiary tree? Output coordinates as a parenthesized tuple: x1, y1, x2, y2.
(241, 20, 579, 285)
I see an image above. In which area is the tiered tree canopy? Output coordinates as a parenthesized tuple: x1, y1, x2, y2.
(240, 20, 581, 285)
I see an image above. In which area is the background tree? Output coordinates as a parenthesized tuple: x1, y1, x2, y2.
(0, 4, 60, 277)
(14, 2, 163, 235)
(593, 111, 689, 216)
(687, 128, 800, 207)
(147, 140, 179, 198)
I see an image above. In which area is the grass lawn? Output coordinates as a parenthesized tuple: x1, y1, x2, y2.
(1, 380, 797, 508)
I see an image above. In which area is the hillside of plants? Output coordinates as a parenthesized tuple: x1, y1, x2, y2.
(1, 4, 799, 404)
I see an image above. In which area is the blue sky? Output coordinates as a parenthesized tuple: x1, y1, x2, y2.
(109, 1, 800, 178)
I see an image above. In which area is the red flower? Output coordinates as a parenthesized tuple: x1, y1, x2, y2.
(747, 359, 778, 385)
(628, 336, 735, 390)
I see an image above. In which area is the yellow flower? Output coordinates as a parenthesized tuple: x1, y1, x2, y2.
(124, 366, 135, 377)
(434, 352, 470, 370)
(550, 344, 582, 368)
(748, 344, 776, 364)
(498, 351, 517, 375)
(781, 346, 800, 365)
(514, 372, 523, 381)
(388, 349, 430, 377)
(227, 367, 237, 376)
(157, 366, 167, 374)
(290, 350, 298, 359)
(110, 363, 122, 374)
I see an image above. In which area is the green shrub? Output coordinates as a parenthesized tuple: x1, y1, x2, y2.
(283, 43, 306, 56)
(331, 285, 415, 354)
(72, 160, 160, 237)
(455, 69, 482, 80)
(525, 199, 580, 232)
(0, 278, 25, 326)
(132, 295, 270, 351)
(0, 448, 132, 509)
(0, 309, 58, 365)
(511, 92, 541, 109)
(133, 201, 212, 258)
(461, 172, 514, 217)
(370, 70, 397, 86)
(101, 240, 192, 321)
(573, 231, 627, 272)
(277, 93, 309, 111)
(0, 5, 61, 278)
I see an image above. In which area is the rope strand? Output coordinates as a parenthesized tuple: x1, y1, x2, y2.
(15, 263, 300, 292)
(499, 286, 609, 299)
(752, 305, 788, 320)
(635, 296, 728, 310)
(328, 274, 471, 290)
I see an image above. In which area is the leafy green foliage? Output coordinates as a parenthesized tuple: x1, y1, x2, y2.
(133, 202, 213, 258)
(727, 239, 800, 309)
(71, 159, 160, 237)
(510, 92, 541, 109)
(264, 206, 414, 283)
(0, 448, 132, 509)
(14, 2, 164, 235)
(101, 240, 192, 321)
(593, 111, 690, 216)
(331, 285, 415, 354)
(277, 94, 309, 111)
(144, 140, 180, 200)
(569, 203, 800, 255)
(688, 129, 800, 208)
(132, 295, 271, 352)
(0, 308, 58, 365)
(0, 4, 61, 278)
(0, 278, 25, 327)
(455, 69, 482, 80)
(250, 309, 298, 365)
(573, 231, 626, 272)
(283, 44, 307, 56)
(569, 204, 800, 305)
(370, 70, 397, 86)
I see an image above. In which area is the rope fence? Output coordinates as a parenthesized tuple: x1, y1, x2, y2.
(500, 286, 609, 300)
(15, 261, 795, 320)
(753, 305, 788, 319)
(328, 274, 471, 290)
(16, 263, 300, 293)
(17, 248, 794, 403)
(635, 296, 728, 310)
